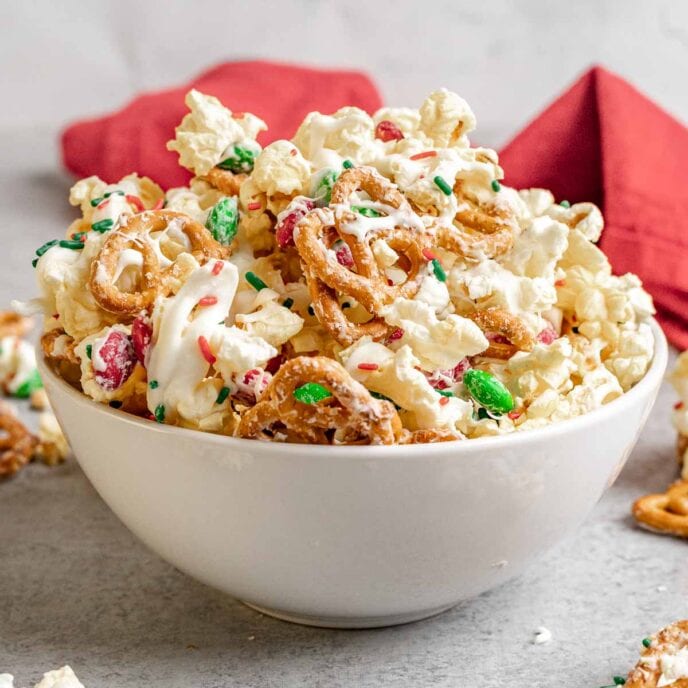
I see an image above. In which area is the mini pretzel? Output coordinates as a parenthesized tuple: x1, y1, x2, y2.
(90, 210, 228, 315)
(201, 167, 247, 196)
(625, 620, 688, 687)
(0, 311, 33, 339)
(41, 329, 81, 387)
(632, 480, 688, 538)
(0, 404, 38, 479)
(468, 308, 535, 359)
(237, 356, 403, 444)
(295, 167, 428, 344)
(402, 428, 462, 444)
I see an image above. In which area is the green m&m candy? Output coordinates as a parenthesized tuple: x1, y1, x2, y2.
(218, 144, 258, 173)
(206, 197, 238, 245)
(313, 169, 339, 205)
(13, 368, 43, 398)
(463, 369, 514, 415)
(293, 382, 332, 405)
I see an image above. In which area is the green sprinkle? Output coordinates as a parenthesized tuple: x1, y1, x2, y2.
(293, 382, 332, 405)
(351, 205, 382, 218)
(432, 259, 446, 282)
(59, 239, 85, 250)
(282, 297, 294, 309)
(342, 159, 354, 169)
(91, 219, 114, 233)
(36, 239, 59, 257)
(476, 407, 491, 420)
(103, 190, 124, 198)
(32, 257, 39, 268)
(463, 369, 515, 415)
(560, 200, 571, 208)
(90, 197, 104, 207)
(85, 344, 92, 359)
(308, 305, 315, 316)
(613, 678, 626, 685)
(218, 144, 258, 173)
(245, 271, 268, 291)
(314, 169, 338, 204)
(642, 637, 652, 648)
(205, 196, 238, 245)
(149, 380, 159, 389)
(433, 175, 452, 196)
(437, 390, 454, 397)
(491, 179, 501, 192)
(154, 404, 166, 423)
(216, 386, 231, 404)
(13, 369, 43, 399)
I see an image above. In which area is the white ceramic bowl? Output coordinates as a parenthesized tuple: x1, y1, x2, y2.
(38, 320, 667, 628)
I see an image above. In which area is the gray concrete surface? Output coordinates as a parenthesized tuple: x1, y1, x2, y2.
(1, 130, 686, 687)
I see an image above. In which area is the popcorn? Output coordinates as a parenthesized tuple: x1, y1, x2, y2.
(381, 298, 487, 370)
(31, 87, 656, 444)
(167, 90, 266, 176)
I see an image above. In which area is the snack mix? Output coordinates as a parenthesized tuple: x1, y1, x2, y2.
(624, 620, 688, 687)
(30, 89, 656, 444)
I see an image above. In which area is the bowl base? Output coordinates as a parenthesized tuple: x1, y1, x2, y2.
(241, 600, 459, 629)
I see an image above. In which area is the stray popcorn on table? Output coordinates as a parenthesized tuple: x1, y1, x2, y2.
(27, 87, 655, 444)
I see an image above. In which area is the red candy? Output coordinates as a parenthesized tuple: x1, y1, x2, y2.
(275, 199, 316, 248)
(333, 240, 354, 268)
(265, 354, 284, 374)
(537, 327, 558, 345)
(94, 330, 136, 392)
(131, 316, 152, 366)
(125, 194, 145, 212)
(375, 120, 404, 142)
(387, 327, 404, 342)
(232, 368, 272, 405)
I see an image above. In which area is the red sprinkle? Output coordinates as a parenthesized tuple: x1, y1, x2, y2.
(52, 313, 59, 319)
(422, 248, 437, 262)
(247, 202, 262, 211)
(508, 410, 522, 420)
(197, 336, 216, 365)
(439, 396, 450, 406)
(675, 401, 684, 410)
(537, 327, 558, 345)
(211, 261, 224, 275)
(289, 148, 297, 156)
(375, 120, 404, 142)
(357, 363, 379, 371)
(198, 296, 218, 307)
(125, 194, 145, 212)
(554, 279, 566, 287)
(152, 198, 164, 210)
(388, 328, 404, 342)
(98, 199, 110, 209)
(410, 151, 437, 161)
(275, 200, 316, 248)
(387, 278, 394, 286)
(231, 112, 246, 119)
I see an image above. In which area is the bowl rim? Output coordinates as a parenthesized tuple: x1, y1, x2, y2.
(37, 318, 668, 459)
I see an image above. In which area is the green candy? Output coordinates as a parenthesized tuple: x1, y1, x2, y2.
(13, 369, 43, 398)
(218, 145, 258, 173)
(293, 382, 332, 405)
(314, 169, 338, 204)
(206, 197, 238, 245)
(352, 205, 382, 218)
(463, 369, 514, 415)
(35, 239, 59, 257)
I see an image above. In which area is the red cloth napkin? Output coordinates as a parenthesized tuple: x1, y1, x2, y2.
(499, 66, 688, 348)
(61, 60, 382, 190)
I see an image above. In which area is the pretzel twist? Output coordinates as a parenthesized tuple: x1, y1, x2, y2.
(0, 311, 33, 339)
(89, 210, 228, 315)
(632, 480, 688, 538)
(468, 308, 535, 359)
(626, 620, 688, 687)
(201, 167, 247, 196)
(237, 356, 403, 445)
(0, 404, 38, 479)
(295, 167, 428, 345)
